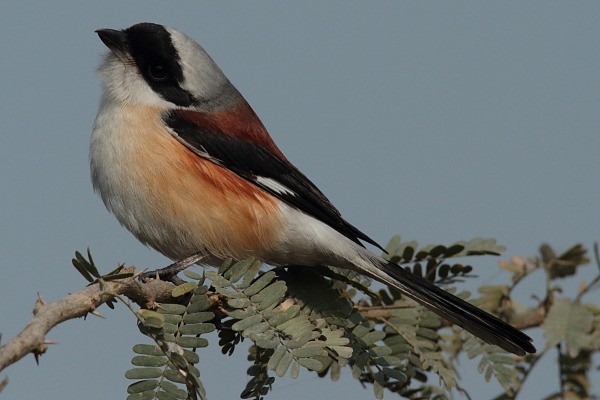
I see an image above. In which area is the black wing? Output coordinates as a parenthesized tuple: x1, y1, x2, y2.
(165, 111, 384, 251)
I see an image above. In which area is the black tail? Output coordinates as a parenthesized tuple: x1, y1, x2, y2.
(379, 261, 535, 355)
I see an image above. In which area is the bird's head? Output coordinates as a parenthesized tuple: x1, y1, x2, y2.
(96, 22, 241, 111)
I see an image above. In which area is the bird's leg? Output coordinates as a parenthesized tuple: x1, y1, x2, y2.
(139, 252, 206, 285)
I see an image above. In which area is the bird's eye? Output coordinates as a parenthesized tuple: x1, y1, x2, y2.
(148, 64, 168, 81)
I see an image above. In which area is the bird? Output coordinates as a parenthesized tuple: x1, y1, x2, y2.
(91, 22, 535, 356)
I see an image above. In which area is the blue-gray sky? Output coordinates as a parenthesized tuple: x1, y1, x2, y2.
(1, 2, 598, 399)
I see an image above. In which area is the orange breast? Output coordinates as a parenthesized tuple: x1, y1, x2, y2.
(112, 106, 284, 260)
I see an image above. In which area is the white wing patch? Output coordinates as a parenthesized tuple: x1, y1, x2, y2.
(256, 176, 296, 196)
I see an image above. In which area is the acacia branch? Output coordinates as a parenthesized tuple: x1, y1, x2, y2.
(0, 267, 177, 372)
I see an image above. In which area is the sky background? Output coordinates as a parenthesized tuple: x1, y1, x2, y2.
(1, 2, 599, 399)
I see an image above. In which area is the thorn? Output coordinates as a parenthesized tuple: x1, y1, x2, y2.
(33, 293, 47, 315)
(132, 268, 148, 279)
(36, 292, 46, 305)
(90, 310, 106, 319)
(43, 340, 59, 345)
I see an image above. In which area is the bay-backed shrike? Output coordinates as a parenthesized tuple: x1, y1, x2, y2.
(91, 22, 534, 355)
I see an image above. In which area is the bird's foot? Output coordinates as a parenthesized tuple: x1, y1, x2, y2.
(139, 252, 205, 285)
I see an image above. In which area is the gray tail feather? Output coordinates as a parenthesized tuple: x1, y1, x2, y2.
(376, 261, 535, 355)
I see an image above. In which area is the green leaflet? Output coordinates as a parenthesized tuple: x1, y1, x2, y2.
(464, 337, 518, 392)
(127, 380, 159, 394)
(171, 281, 197, 297)
(232, 314, 264, 332)
(382, 236, 505, 284)
(131, 356, 168, 367)
(543, 298, 595, 357)
(125, 368, 163, 380)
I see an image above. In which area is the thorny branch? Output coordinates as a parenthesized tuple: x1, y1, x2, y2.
(0, 267, 177, 372)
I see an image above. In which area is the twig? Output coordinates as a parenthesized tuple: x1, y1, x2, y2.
(575, 242, 600, 302)
(140, 252, 206, 284)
